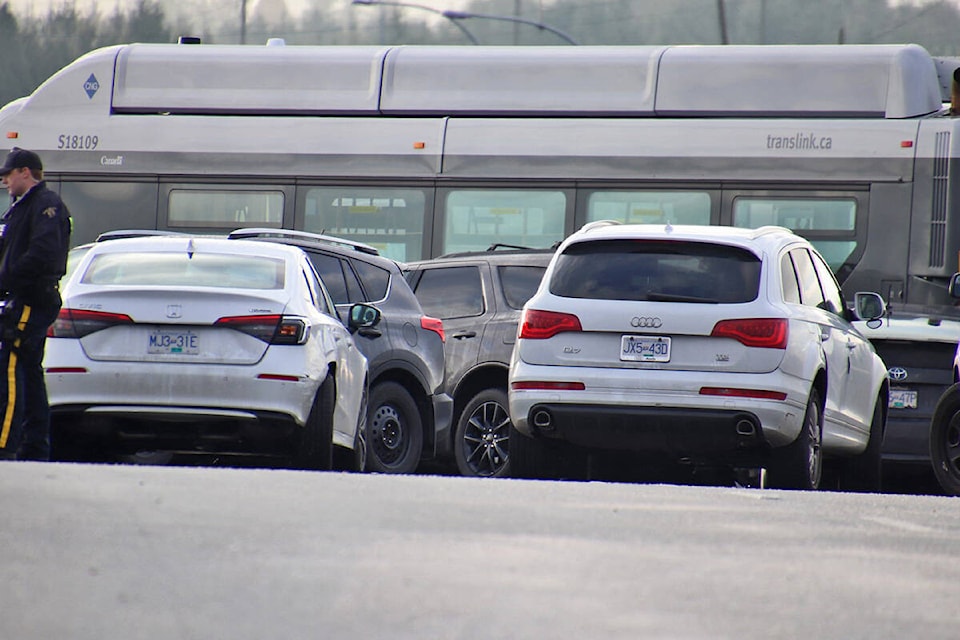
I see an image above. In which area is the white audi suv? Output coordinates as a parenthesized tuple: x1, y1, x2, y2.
(508, 222, 889, 490)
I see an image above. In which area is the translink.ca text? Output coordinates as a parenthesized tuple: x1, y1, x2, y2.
(766, 133, 833, 150)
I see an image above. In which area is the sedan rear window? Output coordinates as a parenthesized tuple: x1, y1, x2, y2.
(81, 252, 285, 289)
(550, 240, 760, 303)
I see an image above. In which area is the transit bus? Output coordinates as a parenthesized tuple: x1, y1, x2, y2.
(6, 40, 960, 485)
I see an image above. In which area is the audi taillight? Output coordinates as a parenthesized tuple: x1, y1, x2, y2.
(47, 308, 134, 338)
(519, 309, 582, 340)
(710, 318, 788, 349)
(214, 314, 307, 345)
(421, 316, 445, 342)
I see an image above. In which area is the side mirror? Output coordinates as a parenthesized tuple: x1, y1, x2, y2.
(348, 303, 381, 330)
(949, 273, 960, 298)
(854, 291, 886, 322)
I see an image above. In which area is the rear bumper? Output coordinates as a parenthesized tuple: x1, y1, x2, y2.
(51, 404, 300, 456)
(881, 411, 932, 464)
(517, 403, 772, 466)
(431, 392, 455, 457)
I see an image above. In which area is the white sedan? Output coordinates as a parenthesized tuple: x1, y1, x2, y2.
(45, 235, 378, 470)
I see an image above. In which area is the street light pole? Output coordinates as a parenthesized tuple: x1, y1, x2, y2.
(351, 0, 480, 45)
(442, 10, 579, 45)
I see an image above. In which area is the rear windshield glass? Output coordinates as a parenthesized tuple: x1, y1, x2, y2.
(550, 240, 760, 303)
(81, 252, 285, 289)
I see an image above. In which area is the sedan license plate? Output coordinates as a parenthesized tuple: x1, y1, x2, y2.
(889, 388, 917, 410)
(621, 335, 671, 362)
(148, 330, 199, 355)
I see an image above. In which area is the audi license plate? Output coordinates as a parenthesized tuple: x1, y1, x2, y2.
(621, 335, 671, 362)
(889, 388, 918, 410)
(148, 330, 199, 355)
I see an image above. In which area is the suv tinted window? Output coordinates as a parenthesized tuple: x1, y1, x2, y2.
(499, 266, 546, 309)
(414, 266, 484, 319)
(789, 248, 825, 309)
(308, 252, 365, 305)
(810, 250, 844, 316)
(550, 240, 760, 303)
(352, 259, 390, 301)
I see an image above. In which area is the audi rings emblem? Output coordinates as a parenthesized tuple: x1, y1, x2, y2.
(888, 367, 908, 382)
(630, 316, 663, 329)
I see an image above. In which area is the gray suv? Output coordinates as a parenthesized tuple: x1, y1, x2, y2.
(404, 247, 554, 477)
(230, 229, 452, 474)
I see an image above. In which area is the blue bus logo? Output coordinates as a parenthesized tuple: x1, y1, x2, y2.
(83, 74, 100, 99)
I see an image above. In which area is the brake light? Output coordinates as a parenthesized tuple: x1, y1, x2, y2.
(710, 318, 788, 349)
(519, 309, 582, 340)
(699, 387, 787, 401)
(421, 316, 445, 342)
(511, 381, 585, 391)
(215, 314, 307, 344)
(47, 308, 134, 338)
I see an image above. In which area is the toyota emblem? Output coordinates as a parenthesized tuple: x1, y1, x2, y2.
(630, 316, 663, 329)
(888, 367, 908, 381)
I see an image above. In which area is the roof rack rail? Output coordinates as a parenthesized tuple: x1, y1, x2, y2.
(486, 243, 536, 251)
(95, 229, 192, 242)
(577, 219, 622, 234)
(228, 227, 380, 256)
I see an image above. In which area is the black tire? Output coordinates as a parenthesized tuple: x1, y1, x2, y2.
(930, 383, 960, 496)
(508, 423, 588, 481)
(767, 388, 823, 490)
(366, 381, 423, 474)
(455, 388, 511, 478)
(836, 394, 884, 492)
(296, 373, 335, 471)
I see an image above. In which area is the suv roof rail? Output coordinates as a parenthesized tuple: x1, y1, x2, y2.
(95, 229, 192, 242)
(486, 242, 537, 251)
(228, 227, 380, 255)
(576, 219, 622, 234)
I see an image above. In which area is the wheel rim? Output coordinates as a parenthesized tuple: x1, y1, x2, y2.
(806, 400, 823, 487)
(461, 400, 511, 477)
(370, 404, 408, 467)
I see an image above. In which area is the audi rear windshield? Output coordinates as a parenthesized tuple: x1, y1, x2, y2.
(549, 239, 761, 303)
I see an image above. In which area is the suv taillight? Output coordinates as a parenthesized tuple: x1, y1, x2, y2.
(47, 308, 134, 338)
(215, 314, 307, 345)
(421, 316, 445, 342)
(518, 309, 583, 340)
(710, 318, 788, 349)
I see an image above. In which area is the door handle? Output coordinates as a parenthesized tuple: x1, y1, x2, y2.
(452, 331, 477, 340)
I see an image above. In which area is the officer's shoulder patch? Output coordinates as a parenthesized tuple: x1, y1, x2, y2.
(42, 207, 57, 218)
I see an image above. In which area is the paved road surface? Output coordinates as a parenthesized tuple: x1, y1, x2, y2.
(1, 461, 957, 639)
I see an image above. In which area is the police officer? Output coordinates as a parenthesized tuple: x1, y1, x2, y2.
(0, 148, 71, 460)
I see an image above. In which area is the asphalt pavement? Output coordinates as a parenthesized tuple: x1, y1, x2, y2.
(1, 461, 957, 639)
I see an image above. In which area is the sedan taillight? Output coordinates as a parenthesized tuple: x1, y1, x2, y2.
(47, 308, 134, 338)
(710, 318, 788, 349)
(518, 309, 583, 340)
(214, 314, 307, 345)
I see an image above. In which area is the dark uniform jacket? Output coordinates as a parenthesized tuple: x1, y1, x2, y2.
(0, 181, 71, 305)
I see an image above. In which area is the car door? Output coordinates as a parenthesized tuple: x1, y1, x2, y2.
(789, 247, 851, 433)
(408, 263, 489, 393)
(810, 249, 877, 432)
